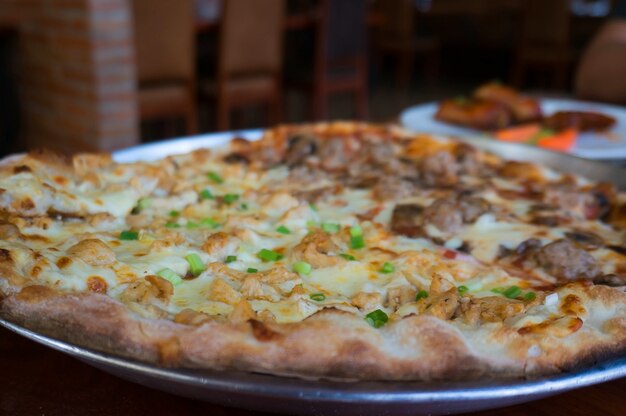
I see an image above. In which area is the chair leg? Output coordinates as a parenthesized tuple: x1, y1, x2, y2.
(312, 89, 327, 121)
(185, 104, 198, 135)
(217, 98, 230, 131)
(354, 87, 368, 120)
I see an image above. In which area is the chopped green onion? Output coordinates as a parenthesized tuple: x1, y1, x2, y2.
(523, 291, 536, 301)
(119, 230, 139, 240)
(306, 220, 318, 229)
(222, 193, 239, 204)
(379, 262, 394, 274)
(491, 287, 506, 294)
(185, 253, 205, 277)
(247, 267, 258, 273)
(168, 210, 180, 217)
(310, 293, 326, 301)
(350, 224, 363, 237)
(225, 255, 237, 263)
(186, 221, 199, 229)
(503, 285, 522, 299)
(240, 203, 248, 210)
(321, 222, 340, 234)
(339, 253, 356, 261)
(257, 248, 283, 262)
(458, 285, 469, 295)
(165, 221, 180, 228)
(351, 235, 365, 249)
(365, 309, 389, 328)
(308, 202, 317, 212)
(131, 198, 151, 214)
(199, 189, 214, 200)
(156, 268, 183, 286)
(207, 171, 223, 184)
(415, 290, 429, 301)
(293, 261, 312, 275)
(350, 225, 365, 249)
(276, 225, 291, 234)
(200, 217, 220, 228)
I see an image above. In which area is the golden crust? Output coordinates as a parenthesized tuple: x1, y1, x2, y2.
(2, 282, 626, 380)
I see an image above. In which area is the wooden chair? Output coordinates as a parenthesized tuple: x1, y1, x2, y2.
(201, 0, 285, 131)
(132, 0, 197, 135)
(310, 0, 369, 120)
(374, 0, 440, 88)
(511, 0, 576, 90)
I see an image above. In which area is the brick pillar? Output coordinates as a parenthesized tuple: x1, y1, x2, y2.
(15, 0, 139, 153)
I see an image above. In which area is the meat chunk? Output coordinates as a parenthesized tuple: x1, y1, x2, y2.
(372, 176, 415, 201)
(67, 238, 116, 266)
(420, 151, 459, 187)
(390, 204, 424, 237)
(318, 137, 352, 171)
(543, 111, 616, 132)
(534, 239, 600, 281)
(292, 230, 341, 268)
(284, 134, 318, 166)
(435, 98, 511, 130)
(422, 198, 464, 233)
(543, 182, 615, 220)
(422, 195, 490, 234)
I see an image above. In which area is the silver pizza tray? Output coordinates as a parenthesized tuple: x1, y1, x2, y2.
(4, 128, 626, 415)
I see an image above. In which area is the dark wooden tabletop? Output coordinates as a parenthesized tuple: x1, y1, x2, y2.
(1, 326, 625, 416)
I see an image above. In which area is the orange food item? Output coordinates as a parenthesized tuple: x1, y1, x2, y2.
(537, 128, 578, 152)
(495, 123, 541, 142)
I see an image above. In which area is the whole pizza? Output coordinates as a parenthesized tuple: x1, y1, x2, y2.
(1, 122, 625, 381)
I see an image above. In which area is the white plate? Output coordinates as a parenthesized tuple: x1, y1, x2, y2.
(400, 98, 626, 159)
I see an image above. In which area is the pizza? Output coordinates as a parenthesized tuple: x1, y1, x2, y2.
(1, 122, 625, 381)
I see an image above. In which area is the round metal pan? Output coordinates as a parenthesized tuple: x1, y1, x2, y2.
(4, 129, 626, 415)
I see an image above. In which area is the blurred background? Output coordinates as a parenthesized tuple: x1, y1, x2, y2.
(0, 0, 621, 155)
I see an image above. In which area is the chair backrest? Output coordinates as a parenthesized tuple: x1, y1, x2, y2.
(131, 0, 195, 84)
(218, 0, 285, 78)
(320, 0, 367, 62)
(521, 0, 571, 48)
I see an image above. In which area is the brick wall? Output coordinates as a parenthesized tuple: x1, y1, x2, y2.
(9, 0, 138, 153)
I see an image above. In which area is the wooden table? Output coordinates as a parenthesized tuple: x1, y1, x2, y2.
(2, 326, 625, 416)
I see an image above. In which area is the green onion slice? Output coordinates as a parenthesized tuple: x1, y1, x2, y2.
(293, 261, 312, 275)
(186, 221, 199, 229)
(276, 225, 291, 234)
(200, 217, 220, 228)
(156, 268, 183, 286)
(415, 290, 429, 301)
(247, 267, 258, 273)
(164, 222, 180, 228)
(339, 253, 356, 261)
(351, 235, 365, 250)
(225, 255, 237, 263)
(458, 285, 469, 295)
(199, 189, 214, 200)
(365, 309, 389, 328)
(321, 222, 340, 234)
(310, 293, 326, 301)
(168, 210, 180, 217)
(379, 262, 394, 274)
(523, 291, 536, 301)
(131, 198, 151, 214)
(257, 248, 284, 262)
(185, 253, 205, 277)
(503, 285, 522, 299)
(119, 230, 139, 240)
(223, 194, 239, 204)
(207, 171, 224, 184)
